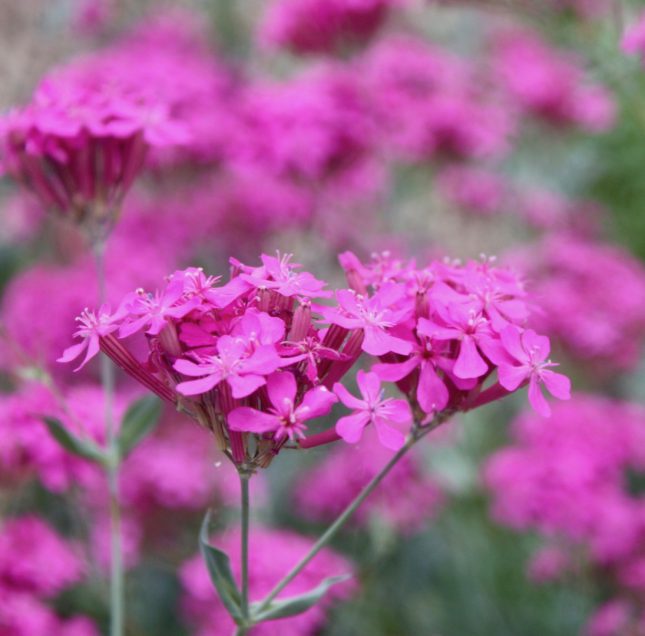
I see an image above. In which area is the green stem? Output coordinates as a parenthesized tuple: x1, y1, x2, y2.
(240, 473, 251, 621)
(94, 242, 124, 636)
(254, 434, 411, 616)
(252, 412, 452, 620)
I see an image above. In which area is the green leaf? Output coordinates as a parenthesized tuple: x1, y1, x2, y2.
(117, 395, 162, 458)
(251, 574, 351, 622)
(199, 512, 244, 622)
(43, 417, 106, 464)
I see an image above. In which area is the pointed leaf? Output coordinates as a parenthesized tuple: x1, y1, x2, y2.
(42, 417, 106, 464)
(251, 574, 351, 622)
(118, 395, 162, 458)
(199, 512, 244, 622)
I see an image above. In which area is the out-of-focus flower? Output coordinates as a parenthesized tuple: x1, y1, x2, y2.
(0, 593, 100, 636)
(358, 36, 514, 162)
(485, 395, 645, 634)
(0, 516, 84, 597)
(295, 429, 443, 533)
(180, 526, 355, 636)
(0, 73, 187, 242)
(493, 30, 615, 132)
(436, 165, 509, 217)
(0, 383, 127, 492)
(508, 234, 645, 374)
(259, 0, 404, 55)
(622, 10, 645, 62)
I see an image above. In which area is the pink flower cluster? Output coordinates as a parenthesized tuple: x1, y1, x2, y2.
(510, 235, 645, 374)
(0, 57, 187, 238)
(338, 250, 570, 417)
(485, 395, 645, 635)
(259, 0, 403, 55)
(0, 516, 98, 636)
(58, 251, 568, 470)
(295, 429, 444, 533)
(493, 30, 615, 132)
(358, 36, 513, 162)
(0, 383, 127, 492)
(180, 526, 355, 635)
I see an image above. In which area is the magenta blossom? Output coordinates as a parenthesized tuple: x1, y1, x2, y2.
(228, 372, 337, 441)
(323, 283, 413, 356)
(494, 327, 571, 416)
(418, 303, 492, 380)
(57, 305, 122, 371)
(333, 371, 412, 450)
(174, 336, 284, 399)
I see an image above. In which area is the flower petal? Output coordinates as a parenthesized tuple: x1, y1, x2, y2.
(528, 376, 551, 417)
(333, 382, 365, 410)
(417, 363, 449, 413)
(453, 336, 488, 379)
(228, 407, 278, 433)
(267, 371, 297, 408)
(541, 370, 571, 400)
(176, 374, 220, 396)
(227, 374, 266, 399)
(336, 412, 370, 444)
(374, 419, 407, 451)
(297, 386, 337, 420)
(497, 363, 528, 391)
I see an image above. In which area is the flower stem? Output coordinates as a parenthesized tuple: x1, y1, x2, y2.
(252, 415, 451, 618)
(94, 241, 124, 636)
(240, 472, 251, 622)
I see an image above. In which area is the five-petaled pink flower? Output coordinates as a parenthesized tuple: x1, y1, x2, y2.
(57, 305, 122, 370)
(227, 372, 337, 441)
(174, 336, 283, 398)
(323, 283, 413, 356)
(333, 371, 412, 450)
(495, 326, 571, 416)
(373, 333, 450, 415)
(418, 302, 492, 379)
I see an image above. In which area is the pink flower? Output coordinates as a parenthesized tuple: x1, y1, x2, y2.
(492, 327, 571, 416)
(622, 11, 645, 61)
(259, 0, 401, 55)
(418, 304, 492, 380)
(174, 335, 284, 398)
(0, 516, 84, 597)
(228, 372, 337, 441)
(334, 370, 411, 450)
(118, 288, 201, 338)
(57, 305, 122, 370)
(373, 334, 450, 415)
(241, 253, 331, 299)
(324, 283, 413, 356)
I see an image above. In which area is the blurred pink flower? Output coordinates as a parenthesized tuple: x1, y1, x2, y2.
(493, 30, 615, 132)
(0, 516, 84, 597)
(259, 0, 403, 55)
(296, 429, 444, 533)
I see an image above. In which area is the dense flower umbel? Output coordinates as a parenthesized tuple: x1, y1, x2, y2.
(337, 250, 570, 419)
(0, 65, 187, 242)
(59, 252, 569, 468)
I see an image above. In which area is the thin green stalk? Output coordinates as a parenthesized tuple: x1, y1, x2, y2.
(94, 241, 124, 636)
(254, 438, 412, 615)
(252, 412, 452, 620)
(240, 473, 251, 621)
